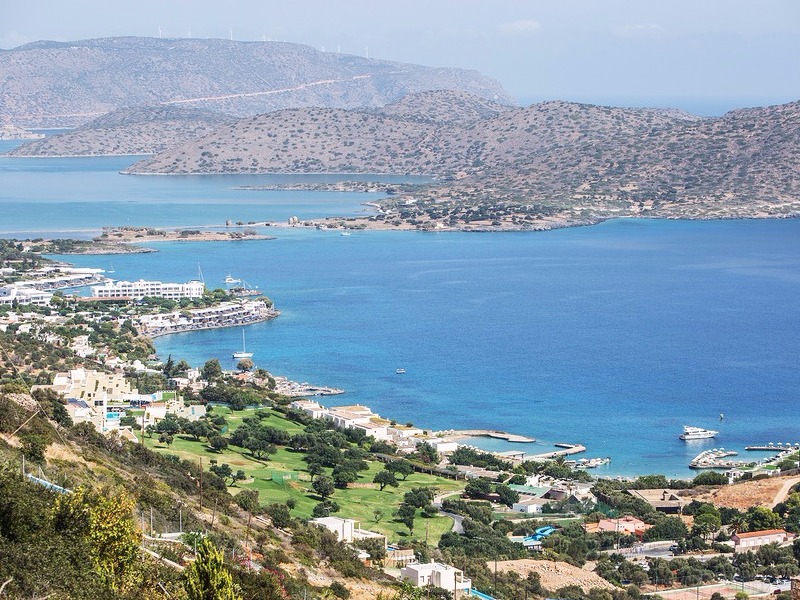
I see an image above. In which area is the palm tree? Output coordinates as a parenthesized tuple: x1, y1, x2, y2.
(729, 514, 748, 534)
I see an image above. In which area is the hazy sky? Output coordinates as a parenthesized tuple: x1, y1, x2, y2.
(3, 0, 799, 113)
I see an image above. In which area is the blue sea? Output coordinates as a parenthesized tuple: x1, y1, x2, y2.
(2, 141, 798, 478)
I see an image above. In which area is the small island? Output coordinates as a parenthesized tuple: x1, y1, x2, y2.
(95, 225, 275, 245)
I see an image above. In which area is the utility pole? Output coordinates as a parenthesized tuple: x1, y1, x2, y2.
(199, 458, 203, 509)
(150, 506, 154, 536)
(494, 555, 498, 596)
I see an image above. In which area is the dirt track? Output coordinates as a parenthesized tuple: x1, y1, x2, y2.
(696, 475, 800, 510)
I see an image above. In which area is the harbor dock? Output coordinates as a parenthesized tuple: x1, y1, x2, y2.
(437, 429, 536, 443)
(746, 443, 800, 451)
(689, 449, 748, 469)
(527, 443, 587, 460)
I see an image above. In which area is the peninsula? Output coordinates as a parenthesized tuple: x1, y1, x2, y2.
(94, 225, 275, 245)
(120, 91, 800, 231)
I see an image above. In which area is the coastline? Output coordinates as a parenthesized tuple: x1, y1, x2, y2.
(139, 303, 279, 339)
(45, 216, 800, 478)
(21, 203, 800, 253)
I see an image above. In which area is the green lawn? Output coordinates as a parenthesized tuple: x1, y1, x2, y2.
(140, 406, 464, 544)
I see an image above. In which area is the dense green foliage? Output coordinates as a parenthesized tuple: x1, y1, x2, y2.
(0, 469, 182, 599)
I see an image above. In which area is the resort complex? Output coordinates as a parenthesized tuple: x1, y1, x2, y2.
(90, 278, 205, 299)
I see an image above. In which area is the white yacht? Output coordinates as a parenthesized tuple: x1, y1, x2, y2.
(680, 425, 718, 440)
(232, 330, 253, 359)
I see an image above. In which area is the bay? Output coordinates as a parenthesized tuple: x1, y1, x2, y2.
(0, 142, 424, 238)
(3, 151, 799, 478)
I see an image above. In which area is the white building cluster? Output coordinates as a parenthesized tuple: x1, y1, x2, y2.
(32, 368, 205, 434)
(288, 400, 465, 455)
(12, 266, 105, 291)
(310, 516, 474, 595)
(0, 286, 53, 306)
(90, 279, 205, 300)
(509, 474, 597, 514)
(135, 299, 275, 336)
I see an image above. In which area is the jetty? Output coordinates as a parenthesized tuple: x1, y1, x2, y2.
(437, 429, 535, 443)
(689, 448, 747, 469)
(746, 443, 800, 451)
(272, 376, 344, 397)
(527, 443, 587, 460)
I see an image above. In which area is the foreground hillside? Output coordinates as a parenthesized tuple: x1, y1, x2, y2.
(0, 36, 513, 128)
(125, 93, 800, 229)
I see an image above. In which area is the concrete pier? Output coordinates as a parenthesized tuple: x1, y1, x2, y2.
(527, 443, 587, 460)
(437, 429, 536, 443)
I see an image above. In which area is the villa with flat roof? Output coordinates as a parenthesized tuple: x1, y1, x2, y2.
(400, 562, 472, 598)
(310, 516, 386, 545)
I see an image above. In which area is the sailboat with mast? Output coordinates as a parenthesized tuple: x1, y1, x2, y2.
(232, 329, 253, 359)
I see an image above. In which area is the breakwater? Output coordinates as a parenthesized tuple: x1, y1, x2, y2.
(438, 429, 536, 443)
(527, 444, 587, 460)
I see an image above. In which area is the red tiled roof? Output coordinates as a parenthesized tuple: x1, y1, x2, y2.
(735, 529, 787, 539)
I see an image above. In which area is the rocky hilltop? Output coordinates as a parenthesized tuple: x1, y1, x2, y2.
(367, 88, 513, 124)
(125, 92, 800, 229)
(7, 105, 232, 156)
(0, 36, 513, 128)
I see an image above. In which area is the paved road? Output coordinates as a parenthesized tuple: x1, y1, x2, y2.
(433, 491, 465, 534)
(439, 510, 465, 534)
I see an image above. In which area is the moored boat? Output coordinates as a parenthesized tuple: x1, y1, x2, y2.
(232, 329, 253, 359)
(680, 425, 718, 440)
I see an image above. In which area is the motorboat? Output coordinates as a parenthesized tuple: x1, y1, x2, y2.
(680, 426, 718, 440)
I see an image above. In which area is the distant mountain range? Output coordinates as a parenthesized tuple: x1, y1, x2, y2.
(0, 36, 513, 128)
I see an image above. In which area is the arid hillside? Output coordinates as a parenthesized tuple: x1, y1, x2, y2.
(7, 105, 232, 156)
(0, 36, 513, 128)
(123, 92, 800, 228)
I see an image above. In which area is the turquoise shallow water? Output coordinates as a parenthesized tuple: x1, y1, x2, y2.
(3, 147, 799, 478)
(60, 221, 800, 478)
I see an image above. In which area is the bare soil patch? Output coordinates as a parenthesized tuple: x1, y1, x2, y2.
(495, 559, 616, 593)
(695, 476, 800, 510)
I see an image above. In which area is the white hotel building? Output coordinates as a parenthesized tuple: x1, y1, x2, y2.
(90, 279, 204, 300)
(0, 286, 54, 306)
